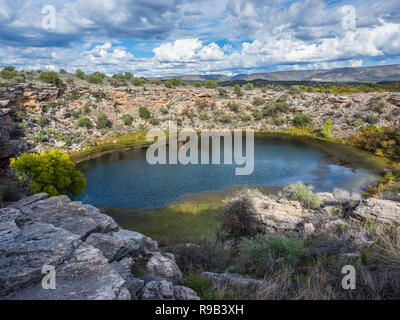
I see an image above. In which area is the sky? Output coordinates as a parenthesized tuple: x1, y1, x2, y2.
(0, 0, 400, 77)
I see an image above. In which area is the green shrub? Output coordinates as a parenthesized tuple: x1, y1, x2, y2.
(77, 117, 93, 129)
(195, 99, 209, 109)
(96, 113, 112, 128)
(365, 115, 379, 125)
(236, 233, 304, 277)
(252, 97, 264, 106)
(148, 117, 160, 125)
(274, 118, 285, 125)
(86, 72, 105, 84)
(38, 71, 63, 86)
(217, 114, 233, 123)
(37, 115, 49, 126)
(281, 182, 322, 209)
(34, 132, 47, 143)
(82, 104, 91, 115)
(138, 107, 151, 120)
(263, 101, 291, 117)
(233, 84, 242, 97)
(205, 80, 218, 89)
(160, 108, 169, 115)
(292, 113, 313, 127)
(288, 86, 301, 94)
(322, 120, 333, 138)
(244, 83, 254, 90)
(122, 114, 133, 125)
(131, 77, 147, 86)
(75, 69, 85, 79)
(194, 82, 202, 88)
(10, 149, 86, 197)
(227, 102, 240, 112)
(164, 78, 181, 88)
(0, 66, 17, 79)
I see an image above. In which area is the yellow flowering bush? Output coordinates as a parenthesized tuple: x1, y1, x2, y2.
(10, 149, 86, 197)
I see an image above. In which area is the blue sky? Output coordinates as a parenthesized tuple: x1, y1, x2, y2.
(0, 0, 400, 77)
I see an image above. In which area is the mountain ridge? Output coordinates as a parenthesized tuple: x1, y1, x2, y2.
(151, 64, 400, 83)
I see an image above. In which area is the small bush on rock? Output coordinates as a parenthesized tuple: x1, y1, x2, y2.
(281, 182, 322, 209)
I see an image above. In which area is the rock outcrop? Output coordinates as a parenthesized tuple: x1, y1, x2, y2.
(0, 194, 199, 300)
(218, 194, 310, 245)
(353, 198, 400, 223)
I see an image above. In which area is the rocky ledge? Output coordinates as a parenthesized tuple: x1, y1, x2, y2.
(0, 194, 199, 300)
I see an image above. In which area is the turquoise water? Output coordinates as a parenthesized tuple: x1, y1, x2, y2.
(77, 136, 379, 209)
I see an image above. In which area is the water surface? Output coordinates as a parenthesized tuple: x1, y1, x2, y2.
(77, 135, 386, 209)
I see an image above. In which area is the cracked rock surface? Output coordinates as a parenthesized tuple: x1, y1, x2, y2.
(0, 194, 199, 300)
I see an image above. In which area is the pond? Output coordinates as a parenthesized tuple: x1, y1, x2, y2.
(77, 135, 389, 242)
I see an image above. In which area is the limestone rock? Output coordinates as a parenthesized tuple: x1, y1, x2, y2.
(353, 198, 400, 223)
(4, 244, 131, 300)
(141, 280, 199, 300)
(111, 257, 144, 299)
(113, 228, 158, 255)
(19, 196, 119, 240)
(146, 252, 182, 284)
(0, 218, 80, 297)
(86, 232, 137, 262)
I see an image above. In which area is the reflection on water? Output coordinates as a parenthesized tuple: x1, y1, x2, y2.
(77, 136, 386, 209)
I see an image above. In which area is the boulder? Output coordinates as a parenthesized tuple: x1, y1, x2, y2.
(388, 95, 400, 107)
(0, 194, 189, 300)
(141, 280, 199, 300)
(353, 198, 400, 223)
(4, 243, 131, 300)
(219, 195, 307, 239)
(113, 229, 158, 255)
(86, 233, 138, 262)
(18, 196, 119, 240)
(111, 257, 144, 299)
(0, 216, 80, 297)
(146, 252, 182, 284)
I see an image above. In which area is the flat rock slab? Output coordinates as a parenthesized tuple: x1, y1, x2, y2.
(142, 280, 199, 300)
(19, 196, 118, 240)
(0, 217, 80, 296)
(353, 198, 400, 223)
(146, 252, 182, 284)
(86, 232, 139, 262)
(4, 244, 130, 300)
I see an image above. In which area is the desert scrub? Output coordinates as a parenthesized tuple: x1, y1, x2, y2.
(138, 106, 151, 120)
(38, 71, 63, 86)
(77, 117, 93, 129)
(122, 114, 133, 125)
(292, 113, 313, 128)
(252, 97, 264, 106)
(235, 233, 304, 278)
(281, 182, 322, 209)
(227, 102, 240, 112)
(37, 115, 49, 126)
(205, 80, 218, 89)
(96, 113, 112, 129)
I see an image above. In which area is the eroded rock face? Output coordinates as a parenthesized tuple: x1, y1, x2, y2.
(218, 195, 308, 242)
(146, 253, 182, 284)
(0, 194, 195, 300)
(142, 280, 199, 300)
(353, 198, 400, 223)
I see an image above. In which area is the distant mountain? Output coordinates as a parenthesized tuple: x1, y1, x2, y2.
(150, 64, 400, 83)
